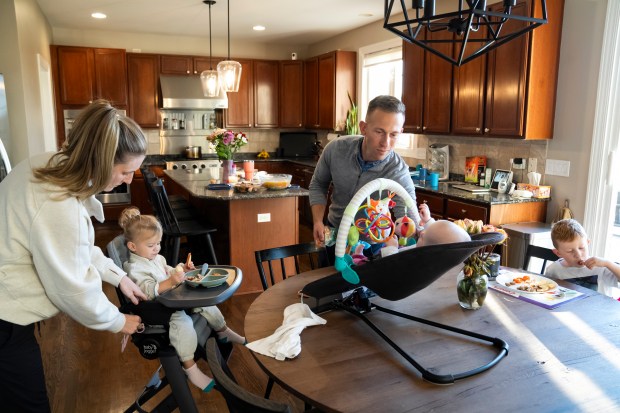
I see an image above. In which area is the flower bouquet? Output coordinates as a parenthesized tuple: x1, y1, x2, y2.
(206, 128, 248, 160)
(454, 219, 507, 310)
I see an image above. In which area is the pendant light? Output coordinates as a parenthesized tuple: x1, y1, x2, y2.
(200, 0, 220, 97)
(217, 0, 242, 92)
(384, 0, 548, 66)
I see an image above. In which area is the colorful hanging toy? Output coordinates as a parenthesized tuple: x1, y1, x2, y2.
(334, 179, 418, 284)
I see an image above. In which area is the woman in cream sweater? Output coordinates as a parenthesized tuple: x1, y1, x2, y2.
(0, 100, 148, 412)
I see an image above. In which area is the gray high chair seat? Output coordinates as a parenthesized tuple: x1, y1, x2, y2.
(107, 234, 232, 413)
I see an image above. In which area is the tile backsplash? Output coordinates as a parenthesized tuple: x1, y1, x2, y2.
(400, 134, 549, 184)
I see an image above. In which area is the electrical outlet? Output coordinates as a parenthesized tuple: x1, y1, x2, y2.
(528, 158, 538, 173)
(257, 213, 271, 223)
(512, 158, 526, 170)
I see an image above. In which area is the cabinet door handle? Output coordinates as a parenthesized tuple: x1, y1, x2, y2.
(422, 126, 427, 130)
(475, 127, 481, 132)
(461, 209, 467, 214)
(416, 126, 421, 130)
(484, 128, 490, 133)
(186, 70, 190, 74)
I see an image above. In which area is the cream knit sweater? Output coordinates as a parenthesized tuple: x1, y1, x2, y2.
(0, 153, 126, 332)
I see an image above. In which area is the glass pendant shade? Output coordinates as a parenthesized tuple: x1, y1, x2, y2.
(217, 60, 242, 93)
(200, 69, 220, 97)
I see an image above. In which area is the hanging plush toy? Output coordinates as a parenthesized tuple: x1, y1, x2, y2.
(394, 216, 417, 246)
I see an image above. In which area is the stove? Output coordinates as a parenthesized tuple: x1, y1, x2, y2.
(165, 159, 221, 171)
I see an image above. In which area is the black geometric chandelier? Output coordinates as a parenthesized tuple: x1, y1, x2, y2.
(384, 0, 548, 66)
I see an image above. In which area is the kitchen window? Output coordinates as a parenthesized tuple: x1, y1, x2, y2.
(359, 39, 403, 121)
(584, 0, 620, 263)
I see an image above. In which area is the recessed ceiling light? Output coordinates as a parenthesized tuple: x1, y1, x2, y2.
(91, 12, 107, 19)
(253, 25, 266, 31)
(359, 13, 373, 17)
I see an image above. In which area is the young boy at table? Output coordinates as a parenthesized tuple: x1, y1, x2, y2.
(545, 219, 620, 299)
(119, 207, 245, 392)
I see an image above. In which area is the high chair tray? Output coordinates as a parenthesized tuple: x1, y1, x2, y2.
(157, 265, 242, 309)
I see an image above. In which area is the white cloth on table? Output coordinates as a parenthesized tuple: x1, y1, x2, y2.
(246, 302, 326, 361)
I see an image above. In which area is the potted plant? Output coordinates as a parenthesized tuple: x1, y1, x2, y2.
(344, 91, 360, 135)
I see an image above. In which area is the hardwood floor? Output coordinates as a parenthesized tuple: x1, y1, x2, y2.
(37, 220, 314, 412)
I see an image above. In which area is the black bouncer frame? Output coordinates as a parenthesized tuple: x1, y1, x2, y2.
(301, 232, 509, 385)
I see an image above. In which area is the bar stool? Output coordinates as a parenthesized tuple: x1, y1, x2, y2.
(150, 179, 218, 265)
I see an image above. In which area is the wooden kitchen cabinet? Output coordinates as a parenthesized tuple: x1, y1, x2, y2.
(403, 0, 564, 139)
(225, 59, 279, 129)
(451, 27, 487, 135)
(54, 46, 128, 107)
(484, 0, 564, 139)
(253, 60, 279, 128)
(225, 59, 254, 128)
(304, 51, 356, 131)
(127, 53, 161, 128)
(415, 188, 547, 226)
(402, 28, 453, 134)
(160, 54, 220, 75)
(423, 29, 453, 134)
(279, 60, 304, 128)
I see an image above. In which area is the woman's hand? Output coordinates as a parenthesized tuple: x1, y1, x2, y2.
(118, 276, 147, 305)
(121, 314, 143, 335)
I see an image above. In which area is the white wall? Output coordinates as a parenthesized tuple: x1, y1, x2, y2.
(0, 0, 53, 165)
(545, 0, 607, 222)
(52, 27, 306, 61)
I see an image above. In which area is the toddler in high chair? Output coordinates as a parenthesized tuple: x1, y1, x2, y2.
(119, 207, 246, 392)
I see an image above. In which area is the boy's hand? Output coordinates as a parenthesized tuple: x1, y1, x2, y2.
(582, 256, 608, 270)
(169, 264, 185, 284)
(419, 203, 431, 224)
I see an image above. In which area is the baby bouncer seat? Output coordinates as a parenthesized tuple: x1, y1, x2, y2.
(107, 235, 241, 413)
(301, 179, 509, 384)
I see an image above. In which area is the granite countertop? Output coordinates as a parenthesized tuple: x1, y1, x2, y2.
(414, 182, 549, 206)
(142, 155, 318, 169)
(163, 169, 309, 201)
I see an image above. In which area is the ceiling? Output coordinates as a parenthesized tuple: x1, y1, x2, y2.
(35, 0, 386, 46)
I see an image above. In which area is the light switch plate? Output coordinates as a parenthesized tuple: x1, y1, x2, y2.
(257, 213, 271, 223)
(545, 159, 570, 177)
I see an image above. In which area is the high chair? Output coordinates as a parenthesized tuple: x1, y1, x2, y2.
(107, 235, 241, 413)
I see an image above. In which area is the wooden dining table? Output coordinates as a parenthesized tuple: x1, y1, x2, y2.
(244, 266, 620, 413)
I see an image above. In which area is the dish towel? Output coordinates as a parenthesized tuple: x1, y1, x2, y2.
(246, 303, 326, 361)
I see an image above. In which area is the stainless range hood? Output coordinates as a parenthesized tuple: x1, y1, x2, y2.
(160, 75, 228, 109)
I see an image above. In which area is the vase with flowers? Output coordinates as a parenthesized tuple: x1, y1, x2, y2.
(207, 128, 248, 183)
(454, 219, 508, 310)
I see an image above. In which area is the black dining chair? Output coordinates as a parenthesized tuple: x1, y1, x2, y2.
(141, 167, 195, 219)
(255, 242, 330, 291)
(150, 178, 218, 266)
(523, 244, 558, 274)
(206, 338, 294, 413)
(254, 242, 329, 401)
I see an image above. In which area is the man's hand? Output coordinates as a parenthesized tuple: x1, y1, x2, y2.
(314, 222, 325, 247)
(118, 276, 147, 305)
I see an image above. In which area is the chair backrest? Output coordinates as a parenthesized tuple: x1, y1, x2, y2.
(523, 244, 558, 274)
(255, 242, 330, 290)
(206, 338, 292, 413)
(106, 234, 133, 306)
(151, 179, 181, 233)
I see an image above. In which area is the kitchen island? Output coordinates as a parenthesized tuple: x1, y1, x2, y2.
(163, 169, 308, 294)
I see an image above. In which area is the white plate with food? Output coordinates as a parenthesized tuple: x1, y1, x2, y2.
(184, 268, 229, 288)
(495, 273, 558, 294)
